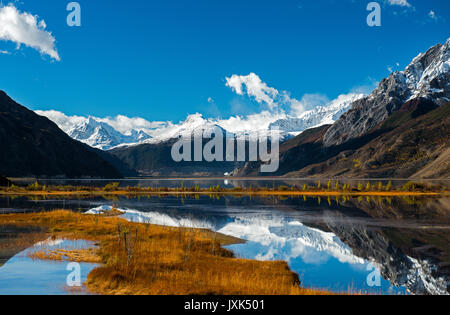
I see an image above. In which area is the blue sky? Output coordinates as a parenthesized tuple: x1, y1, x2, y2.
(0, 0, 448, 122)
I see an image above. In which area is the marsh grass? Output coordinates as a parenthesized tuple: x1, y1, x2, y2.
(1, 180, 447, 199)
(0, 211, 331, 295)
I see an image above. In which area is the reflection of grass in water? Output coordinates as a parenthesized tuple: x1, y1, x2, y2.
(1, 179, 448, 199)
(29, 247, 102, 264)
(0, 226, 47, 267)
(0, 210, 336, 295)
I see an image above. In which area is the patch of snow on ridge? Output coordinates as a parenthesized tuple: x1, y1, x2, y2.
(403, 38, 450, 102)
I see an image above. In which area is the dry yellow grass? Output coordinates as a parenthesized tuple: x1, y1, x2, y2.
(0, 210, 332, 295)
(0, 190, 446, 198)
(29, 248, 102, 264)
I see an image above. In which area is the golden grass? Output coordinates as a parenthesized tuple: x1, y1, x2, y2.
(29, 248, 102, 264)
(0, 189, 446, 198)
(0, 210, 333, 295)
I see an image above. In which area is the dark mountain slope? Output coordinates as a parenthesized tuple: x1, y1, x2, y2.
(286, 100, 449, 179)
(109, 139, 237, 176)
(0, 91, 123, 178)
(234, 125, 331, 176)
(236, 40, 450, 179)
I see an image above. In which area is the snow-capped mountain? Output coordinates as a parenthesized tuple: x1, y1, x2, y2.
(37, 91, 361, 150)
(67, 117, 151, 150)
(145, 113, 231, 142)
(324, 38, 450, 146)
(404, 38, 450, 104)
(269, 93, 364, 134)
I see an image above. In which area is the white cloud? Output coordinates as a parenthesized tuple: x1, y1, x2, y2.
(428, 10, 437, 20)
(217, 111, 287, 133)
(98, 115, 165, 134)
(386, 0, 412, 7)
(0, 4, 59, 60)
(225, 73, 310, 114)
(226, 73, 279, 110)
(35, 110, 167, 136)
(35, 110, 85, 132)
(290, 93, 329, 116)
(225, 72, 370, 119)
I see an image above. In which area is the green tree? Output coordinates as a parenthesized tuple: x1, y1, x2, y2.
(357, 182, 363, 191)
(386, 181, 392, 191)
(378, 182, 383, 191)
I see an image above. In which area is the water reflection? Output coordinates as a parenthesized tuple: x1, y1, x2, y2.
(0, 188, 448, 295)
(88, 201, 448, 295)
(0, 239, 98, 295)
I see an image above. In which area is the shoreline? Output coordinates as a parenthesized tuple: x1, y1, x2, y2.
(0, 190, 447, 197)
(0, 210, 334, 295)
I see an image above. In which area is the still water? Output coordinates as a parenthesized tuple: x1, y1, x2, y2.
(0, 179, 449, 295)
(0, 238, 98, 295)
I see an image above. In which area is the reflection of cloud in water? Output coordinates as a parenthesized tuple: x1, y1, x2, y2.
(217, 216, 366, 266)
(88, 205, 365, 266)
(87, 205, 215, 229)
(86, 205, 447, 294)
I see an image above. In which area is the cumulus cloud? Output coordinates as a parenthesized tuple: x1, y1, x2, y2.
(35, 110, 86, 132)
(217, 111, 288, 133)
(386, 0, 412, 7)
(226, 72, 311, 115)
(225, 72, 369, 119)
(35, 109, 166, 136)
(0, 4, 60, 60)
(226, 73, 279, 110)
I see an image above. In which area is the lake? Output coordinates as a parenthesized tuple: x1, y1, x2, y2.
(0, 179, 449, 295)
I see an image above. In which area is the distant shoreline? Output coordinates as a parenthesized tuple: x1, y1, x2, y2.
(0, 190, 447, 197)
(7, 177, 450, 181)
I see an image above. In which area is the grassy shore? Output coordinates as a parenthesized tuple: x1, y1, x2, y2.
(0, 180, 448, 198)
(0, 210, 332, 295)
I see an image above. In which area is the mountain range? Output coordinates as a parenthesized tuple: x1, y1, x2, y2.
(67, 117, 151, 150)
(37, 93, 364, 150)
(236, 38, 450, 178)
(1, 39, 448, 178)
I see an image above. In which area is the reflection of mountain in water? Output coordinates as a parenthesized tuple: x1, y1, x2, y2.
(0, 225, 45, 268)
(322, 220, 448, 295)
(88, 201, 448, 295)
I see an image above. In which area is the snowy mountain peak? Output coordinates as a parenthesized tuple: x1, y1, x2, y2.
(269, 93, 365, 134)
(67, 117, 151, 150)
(324, 38, 450, 147)
(403, 38, 450, 103)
